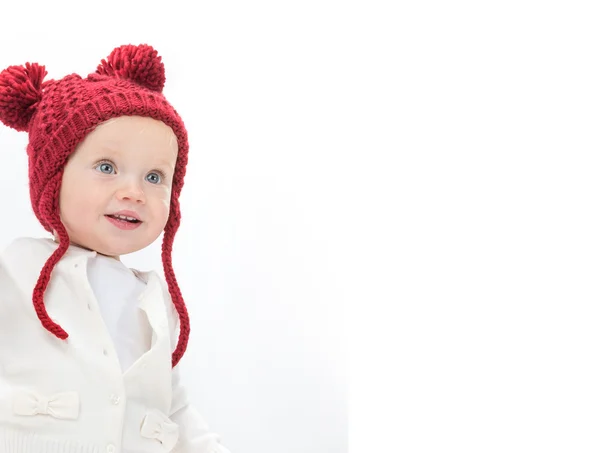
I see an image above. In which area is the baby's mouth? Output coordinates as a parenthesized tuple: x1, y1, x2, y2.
(105, 214, 142, 224)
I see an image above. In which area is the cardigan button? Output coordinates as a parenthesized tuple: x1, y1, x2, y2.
(106, 444, 115, 453)
(110, 394, 120, 405)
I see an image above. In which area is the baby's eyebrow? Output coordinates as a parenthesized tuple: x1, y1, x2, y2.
(94, 144, 121, 156)
(155, 159, 175, 172)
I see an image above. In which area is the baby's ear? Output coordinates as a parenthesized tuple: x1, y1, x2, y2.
(95, 44, 165, 93)
(0, 62, 47, 132)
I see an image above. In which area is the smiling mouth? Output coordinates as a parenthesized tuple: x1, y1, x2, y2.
(105, 214, 142, 224)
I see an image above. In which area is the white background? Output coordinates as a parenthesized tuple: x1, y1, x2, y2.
(0, 1, 363, 452)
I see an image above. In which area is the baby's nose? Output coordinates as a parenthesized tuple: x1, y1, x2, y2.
(116, 181, 145, 203)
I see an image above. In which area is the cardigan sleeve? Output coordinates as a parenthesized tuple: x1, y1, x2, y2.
(165, 288, 232, 453)
(169, 365, 232, 453)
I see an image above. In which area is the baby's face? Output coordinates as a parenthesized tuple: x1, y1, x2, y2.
(59, 115, 178, 258)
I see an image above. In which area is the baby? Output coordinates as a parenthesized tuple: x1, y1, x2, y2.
(0, 44, 231, 453)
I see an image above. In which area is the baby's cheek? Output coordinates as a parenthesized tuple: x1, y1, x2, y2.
(61, 196, 87, 225)
(156, 187, 172, 217)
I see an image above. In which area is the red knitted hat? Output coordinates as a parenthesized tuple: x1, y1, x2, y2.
(0, 44, 190, 368)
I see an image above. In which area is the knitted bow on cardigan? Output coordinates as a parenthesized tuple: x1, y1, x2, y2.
(12, 389, 80, 420)
(140, 408, 180, 450)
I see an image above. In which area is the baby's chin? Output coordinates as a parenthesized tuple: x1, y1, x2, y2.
(66, 236, 152, 260)
(95, 246, 140, 260)
(57, 222, 165, 259)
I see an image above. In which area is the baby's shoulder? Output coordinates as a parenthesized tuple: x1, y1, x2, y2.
(1, 236, 55, 264)
(151, 272, 181, 348)
(0, 237, 56, 287)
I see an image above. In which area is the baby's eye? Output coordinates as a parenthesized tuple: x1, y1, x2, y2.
(95, 162, 115, 174)
(146, 172, 162, 184)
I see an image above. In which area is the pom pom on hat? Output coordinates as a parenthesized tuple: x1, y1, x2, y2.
(95, 44, 166, 93)
(0, 63, 47, 132)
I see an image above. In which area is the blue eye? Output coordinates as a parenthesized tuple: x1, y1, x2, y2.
(146, 172, 162, 184)
(96, 162, 115, 174)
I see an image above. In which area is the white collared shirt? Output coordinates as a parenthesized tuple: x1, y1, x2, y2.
(87, 253, 151, 374)
(0, 237, 231, 453)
